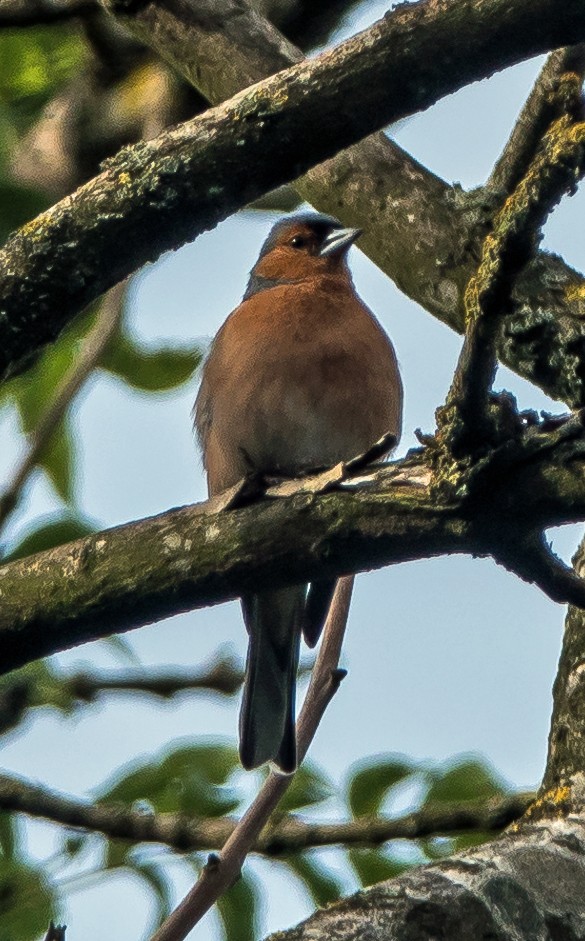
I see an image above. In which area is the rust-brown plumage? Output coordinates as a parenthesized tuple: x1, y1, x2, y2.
(195, 213, 402, 771)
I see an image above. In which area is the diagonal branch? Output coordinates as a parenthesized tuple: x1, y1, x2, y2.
(2, 0, 585, 382)
(149, 577, 354, 941)
(443, 108, 585, 454)
(488, 45, 585, 196)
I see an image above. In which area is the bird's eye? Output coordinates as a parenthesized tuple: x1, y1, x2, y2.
(290, 235, 306, 249)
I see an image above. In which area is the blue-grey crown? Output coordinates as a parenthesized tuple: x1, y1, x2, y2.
(243, 213, 342, 300)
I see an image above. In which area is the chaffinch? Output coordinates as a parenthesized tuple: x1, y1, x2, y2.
(195, 212, 402, 772)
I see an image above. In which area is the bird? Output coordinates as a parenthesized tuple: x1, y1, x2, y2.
(194, 212, 403, 773)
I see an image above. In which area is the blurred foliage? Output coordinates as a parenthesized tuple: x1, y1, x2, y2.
(0, 24, 86, 240)
(0, 711, 511, 940)
(0, 291, 202, 563)
(0, 814, 57, 941)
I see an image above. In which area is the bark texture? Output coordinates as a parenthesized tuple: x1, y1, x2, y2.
(1, 422, 585, 675)
(2, 0, 585, 384)
(99, 0, 585, 409)
(271, 818, 585, 941)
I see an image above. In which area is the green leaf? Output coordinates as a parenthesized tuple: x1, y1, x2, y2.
(4, 512, 96, 563)
(285, 852, 344, 907)
(216, 873, 257, 941)
(425, 757, 507, 806)
(347, 756, 414, 818)
(347, 848, 410, 888)
(276, 763, 333, 815)
(0, 27, 84, 121)
(98, 741, 242, 820)
(101, 335, 202, 392)
(0, 859, 56, 941)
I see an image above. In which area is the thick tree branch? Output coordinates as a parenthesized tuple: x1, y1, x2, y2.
(267, 817, 585, 941)
(488, 45, 585, 195)
(2, 0, 585, 382)
(0, 0, 95, 26)
(2, 424, 585, 675)
(444, 107, 585, 453)
(542, 540, 585, 795)
(95, 0, 585, 413)
(0, 768, 531, 854)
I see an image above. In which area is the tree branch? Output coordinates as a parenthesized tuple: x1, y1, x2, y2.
(0, 768, 531, 854)
(0, 0, 95, 26)
(1, 423, 585, 675)
(2, 0, 585, 381)
(149, 578, 353, 941)
(488, 45, 585, 195)
(443, 105, 585, 453)
(266, 817, 585, 941)
(95, 0, 585, 414)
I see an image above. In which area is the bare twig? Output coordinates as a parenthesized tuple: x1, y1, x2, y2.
(0, 281, 126, 535)
(488, 45, 585, 195)
(0, 767, 532, 854)
(149, 577, 353, 941)
(0, 0, 95, 26)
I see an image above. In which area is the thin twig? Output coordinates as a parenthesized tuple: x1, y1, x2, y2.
(0, 0, 95, 26)
(0, 281, 126, 535)
(149, 576, 353, 941)
(0, 766, 532, 854)
(488, 45, 585, 195)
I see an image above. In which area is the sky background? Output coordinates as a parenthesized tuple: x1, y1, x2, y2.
(1, 1, 584, 938)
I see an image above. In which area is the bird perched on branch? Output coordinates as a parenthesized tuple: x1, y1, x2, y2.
(195, 212, 402, 772)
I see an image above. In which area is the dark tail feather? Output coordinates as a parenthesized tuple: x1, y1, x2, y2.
(302, 579, 337, 647)
(239, 586, 304, 772)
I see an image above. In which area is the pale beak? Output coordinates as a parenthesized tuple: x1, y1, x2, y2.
(319, 227, 362, 257)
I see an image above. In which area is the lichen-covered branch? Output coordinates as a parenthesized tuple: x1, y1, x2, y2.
(443, 106, 585, 454)
(2, 0, 585, 382)
(98, 0, 585, 411)
(488, 45, 585, 195)
(267, 817, 585, 941)
(2, 421, 585, 676)
(0, 768, 530, 855)
(542, 541, 585, 795)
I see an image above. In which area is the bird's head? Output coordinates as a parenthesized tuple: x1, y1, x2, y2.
(244, 213, 361, 300)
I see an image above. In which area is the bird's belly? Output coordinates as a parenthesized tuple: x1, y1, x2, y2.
(245, 363, 388, 475)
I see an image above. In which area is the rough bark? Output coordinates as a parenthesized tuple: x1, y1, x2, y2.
(2, 423, 585, 675)
(269, 817, 585, 941)
(99, 0, 585, 410)
(2, 0, 585, 383)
